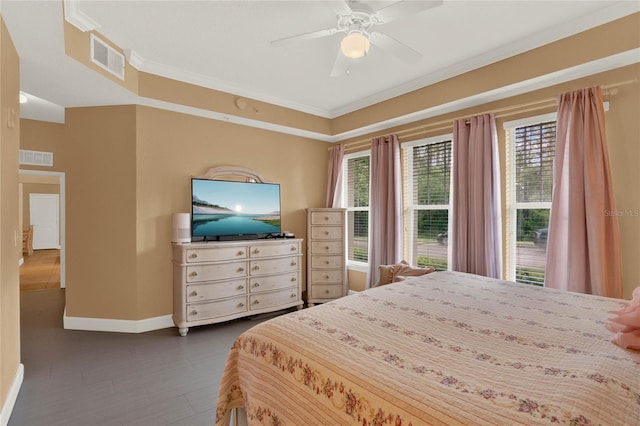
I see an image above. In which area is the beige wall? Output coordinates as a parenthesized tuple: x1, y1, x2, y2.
(64, 105, 138, 319)
(134, 106, 328, 319)
(19, 119, 66, 172)
(57, 104, 328, 321)
(0, 15, 21, 417)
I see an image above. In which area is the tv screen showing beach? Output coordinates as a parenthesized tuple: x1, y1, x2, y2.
(191, 179, 281, 239)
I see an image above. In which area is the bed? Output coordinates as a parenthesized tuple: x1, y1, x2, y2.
(215, 271, 640, 425)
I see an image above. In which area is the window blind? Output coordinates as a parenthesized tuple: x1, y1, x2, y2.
(515, 122, 555, 203)
(346, 156, 370, 262)
(513, 121, 556, 286)
(408, 140, 451, 271)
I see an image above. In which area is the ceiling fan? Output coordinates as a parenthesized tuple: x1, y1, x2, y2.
(270, 0, 443, 77)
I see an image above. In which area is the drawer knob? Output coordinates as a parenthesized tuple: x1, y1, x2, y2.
(238, 302, 245, 308)
(325, 231, 329, 235)
(253, 249, 260, 254)
(237, 285, 244, 290)
(253, 300, 260, 305)
(253, 265, 260, 271)
(254, 282, 260, 287)
(190, 291, 198, 297)
(290, 261, 297, 266)
(325, 289, 330, 294)
(238, 267, 245, 272)
(291, 277, 296, 282)
(290, 246, 296, 251)
(326, 275, 330, 279)
(324, 216, 329, 220)
(190, 309, 198, 316)
(325, 260, 330, 265)
(325, 246, 330, 250)
(290, 293, 296, 298)
(238, 251, 245, 256)
(189, 253, 198, 259)
(190, 271, 198, 277)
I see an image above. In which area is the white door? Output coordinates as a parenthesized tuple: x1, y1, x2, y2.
(30, 193, 60, 250)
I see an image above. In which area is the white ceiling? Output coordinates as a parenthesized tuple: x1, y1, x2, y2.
(3, 0, 639, 128)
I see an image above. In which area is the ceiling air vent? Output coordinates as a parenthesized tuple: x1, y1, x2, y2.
(90, 33, 125, 80)
(20, 150, 53, 167)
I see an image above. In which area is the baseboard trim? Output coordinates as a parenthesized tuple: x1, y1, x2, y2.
(63, 308, 174, 333)
(0, 363, 24, 426)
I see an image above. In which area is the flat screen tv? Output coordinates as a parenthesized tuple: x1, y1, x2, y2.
(191, 178, 281, 241)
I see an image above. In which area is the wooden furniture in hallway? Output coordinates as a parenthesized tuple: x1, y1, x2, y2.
(22, 225, 33, 256)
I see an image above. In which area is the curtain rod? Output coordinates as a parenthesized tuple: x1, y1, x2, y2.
(336, 79, 637, 153)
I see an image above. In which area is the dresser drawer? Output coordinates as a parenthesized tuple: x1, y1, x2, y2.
(310, 284, 343, 299)
(249, 242, 300, 258)
(310, 226, 343, 240)
(310, 255, 343, 269)
(250, 257, 300, 276)
(185, 246, 247, 263)
(186, 279, 247, 302)
(186, 296, 248, 321)
(249, 272, 299, 293)
(186, 261, 247, 283)
(249, 287, 299, 311)
(310, 211, 344, 226)
(310, 269, 343, 283)
(310, 241, 343, 255)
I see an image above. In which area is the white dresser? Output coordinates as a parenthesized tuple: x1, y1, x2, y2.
(172, 239, 303, 336)
(306, 208, 347, 307)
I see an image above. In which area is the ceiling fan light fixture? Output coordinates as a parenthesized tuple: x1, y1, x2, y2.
(340, 31, 370, 59)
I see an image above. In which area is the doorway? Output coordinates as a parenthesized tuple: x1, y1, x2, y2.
(19, 170, 65, 289)
(30, 193, 60, 250)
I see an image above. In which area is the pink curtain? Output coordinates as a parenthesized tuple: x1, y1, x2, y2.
(326, 144, 344, 208)
(452, 114, 502, 279)
(545, 86, 622, 298)
(368, 135, 403, 288)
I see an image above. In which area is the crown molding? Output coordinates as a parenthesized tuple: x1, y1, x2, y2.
(330, 49, 640, 142)
(136, 96, 335, 142)
(132, 54, 332, 119)
(124, 48, 145, 70)
(63, 0, 100, 32)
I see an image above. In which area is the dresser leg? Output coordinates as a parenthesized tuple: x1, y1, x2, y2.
(178, 327, 189, 337)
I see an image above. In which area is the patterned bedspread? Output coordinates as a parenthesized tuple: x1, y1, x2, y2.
(215, 271, 640, 425)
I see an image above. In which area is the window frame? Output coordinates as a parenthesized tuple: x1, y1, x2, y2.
(504, 112, 557, 283)
(341, 150, 371, 271)
(402, 135, 453, 270)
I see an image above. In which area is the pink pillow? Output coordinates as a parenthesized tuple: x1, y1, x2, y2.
(392, 263, 435, 282)
(374, 261, 435, 286)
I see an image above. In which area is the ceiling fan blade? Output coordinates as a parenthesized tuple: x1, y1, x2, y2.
(271, 27, 340, 48)
(375, 0, 443, 24)
(369, 32, 422, 63)
(330, 49, 351, 77)
(334, 0, 354, 16)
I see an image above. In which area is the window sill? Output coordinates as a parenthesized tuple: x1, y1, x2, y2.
(347, 263, 369, 273)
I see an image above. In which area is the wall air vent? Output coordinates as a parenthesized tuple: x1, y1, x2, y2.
(90, 33, 125, 80)
(20, 150, 53, 167)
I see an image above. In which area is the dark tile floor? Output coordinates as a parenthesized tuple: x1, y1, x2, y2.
(10, 289, 273, 426)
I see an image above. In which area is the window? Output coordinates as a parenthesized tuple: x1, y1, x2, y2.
(403, 136, 452, 271)
(342, 152, 370, 265)
(505, 114, 556, 286)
